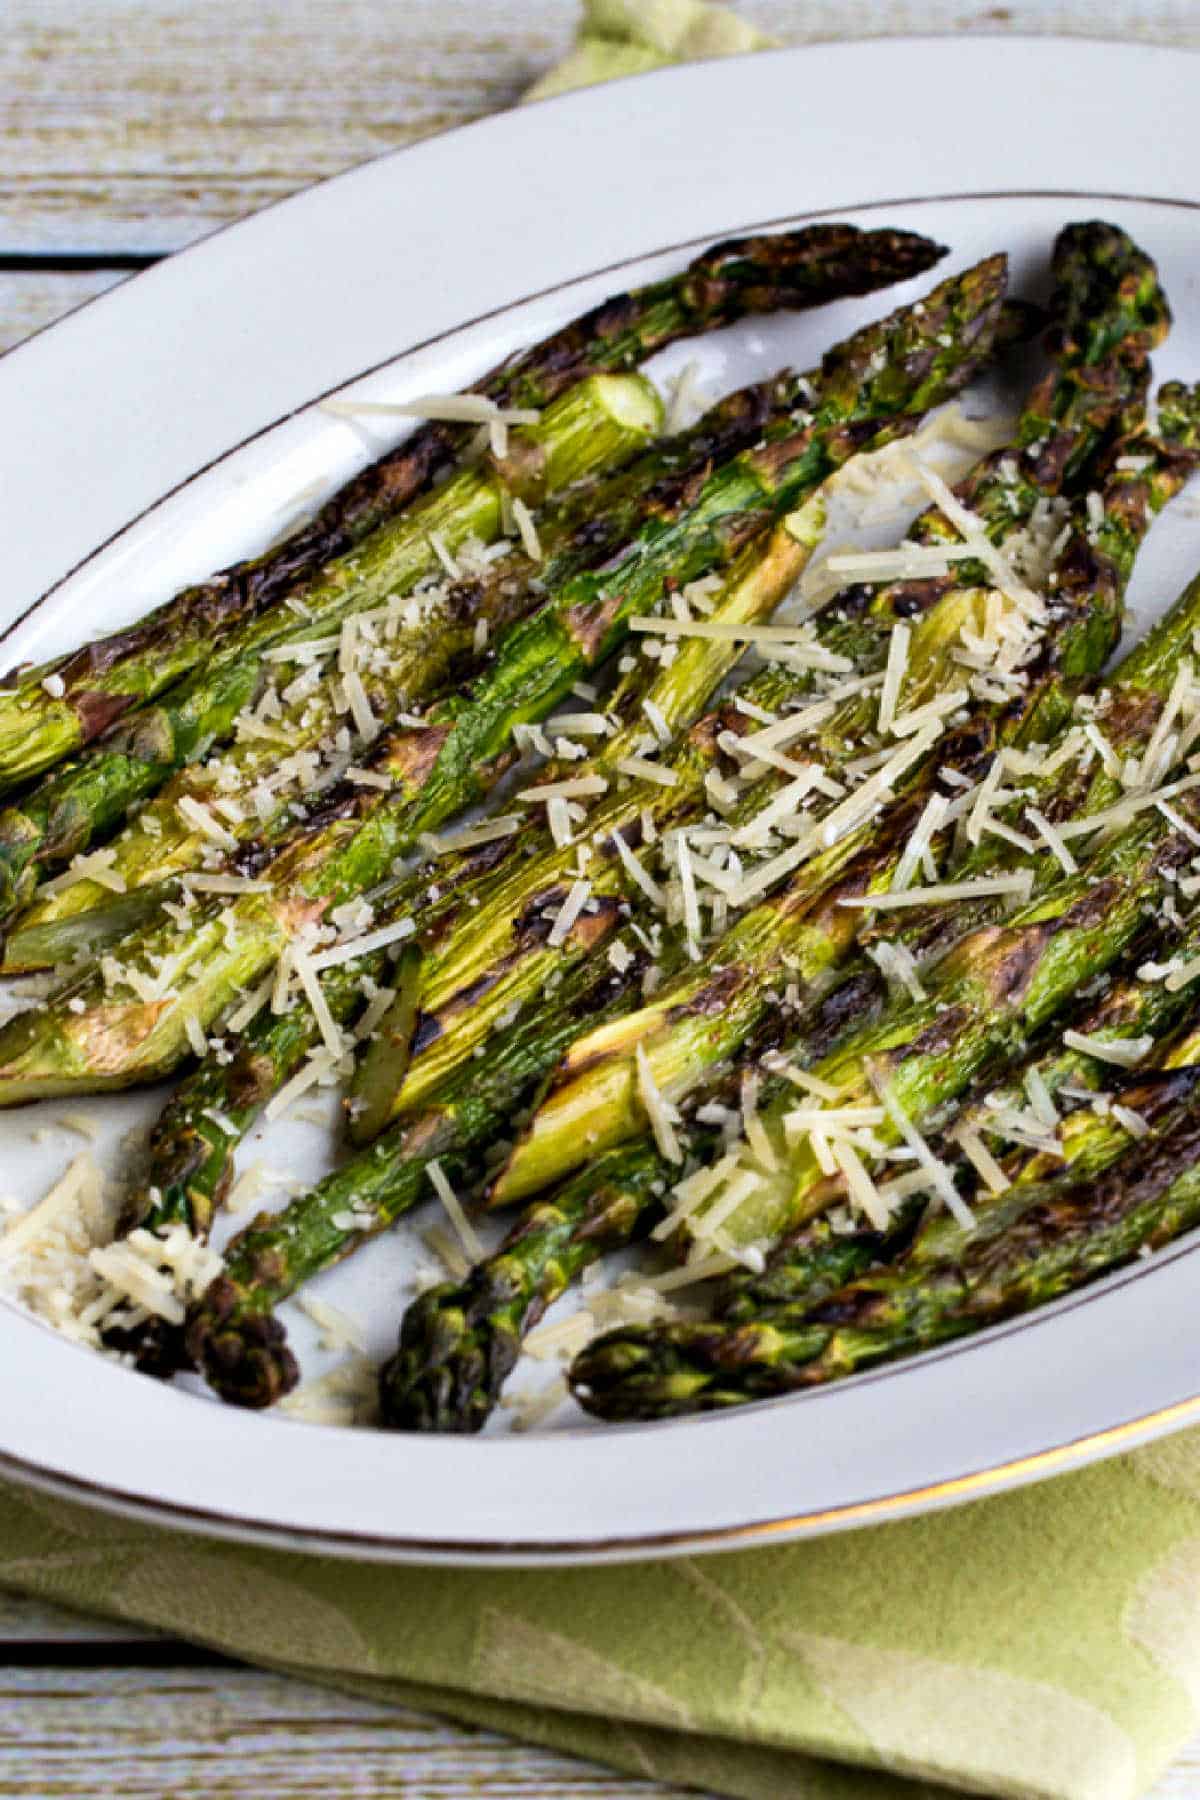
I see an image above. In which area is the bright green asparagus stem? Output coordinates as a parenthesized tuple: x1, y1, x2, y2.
(0, 373, 664, 947)
(0, 260, 1010, 1107)
(568, 1066, 1200, 1419)
(679, 744, 1200, 1264)
(719, 913, 1200, 1321)
(9, 385, 767, 975)
(0, 223, 943, 794)
(369, 498, 955, 1129)
(378, 1139, 670, 1432)
(184, 933, 647, 1407)
(489, 402, 1197, 1208)
(376, 224, 1170, 1140)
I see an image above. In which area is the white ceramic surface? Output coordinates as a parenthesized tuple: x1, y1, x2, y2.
(0, 37, 1199, 1565)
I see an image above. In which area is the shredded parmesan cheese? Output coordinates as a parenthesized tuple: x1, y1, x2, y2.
(546, 878, 592, 949)
(615, 756, 677, 787)
(953, 1126, 1010, 1195)
(511, 497, 543, 563)
(1062, 1030, 1153, 1067)
(840, 871, 1033, 909)
(306, 916, 415, 972)
(877, 622, 911, 737)
(517, 775, 608, 803)
(636, 1044, 682, 1163)
(428, 1160, 484, 1261)
(419, 816, 521, 856)
(176, 796, 238, 849)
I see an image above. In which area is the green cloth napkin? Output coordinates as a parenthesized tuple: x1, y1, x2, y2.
(5, 6, 1199, 1797)
(4, 1435, 1200, 1800)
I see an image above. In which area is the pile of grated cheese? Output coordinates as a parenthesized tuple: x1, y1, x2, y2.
(0, 1155, 223, 1348)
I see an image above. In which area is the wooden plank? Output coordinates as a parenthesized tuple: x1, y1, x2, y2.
(0, 1664, 696, 1797)
(0, 0, 573, 252)
(2, 1, 1196, 254)
(0, 1590, 1196, 1793)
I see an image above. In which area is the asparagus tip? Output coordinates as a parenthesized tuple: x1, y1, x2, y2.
(377, 1285, 516, 1433)
(100, 1315, 192, 1380)
(185, 1278, 300, 1409)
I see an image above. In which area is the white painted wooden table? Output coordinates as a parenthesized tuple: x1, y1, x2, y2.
(3, 4, 1199, 1793)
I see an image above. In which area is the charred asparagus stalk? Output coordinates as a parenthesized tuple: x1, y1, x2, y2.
(378, 1139, 670, 1432)
(0, 223, 943, 793)
(0, 259, 1009, 1107)
(185, 929, 648, 1407)
(568, 1064, 1200, 1418)
(490, 390, 1199, 1209)
(720, 913, 1200, 1321)
(0, 372, 665, 945)
(369, 225, 1167, 1140)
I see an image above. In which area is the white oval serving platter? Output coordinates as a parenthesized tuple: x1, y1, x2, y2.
(0, 37, 1199, 1565)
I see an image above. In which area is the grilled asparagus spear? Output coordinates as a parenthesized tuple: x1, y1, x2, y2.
(151, 356, 1047, 1227)
(568, 1063, 1200, 1418)
(0, 372, 666, 945)
(0, 223, 943, 793)
(0, 260, 1009, 1107)
(366, 225, 1169, 1140)
(490, 389, 1200, 1208)
(378, 1139, 671, 1432)
(185, 929, 648, 1407)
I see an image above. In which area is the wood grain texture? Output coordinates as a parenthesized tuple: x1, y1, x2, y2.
(2, 0, 1196, 253)
(0, 1588, 1198, 1798)
(0, 1664, 702, 1797)
(1, 0, 572, 252)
